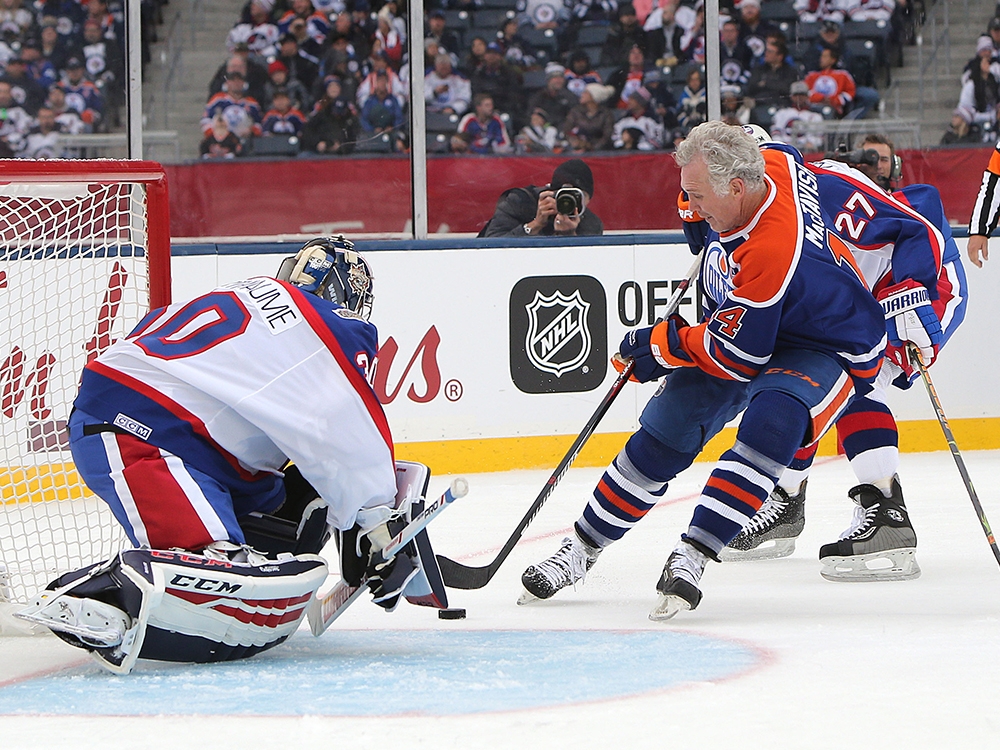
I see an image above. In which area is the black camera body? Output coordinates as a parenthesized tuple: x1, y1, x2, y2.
(823, 145, 880, 169)
(545, 185, 585, 217)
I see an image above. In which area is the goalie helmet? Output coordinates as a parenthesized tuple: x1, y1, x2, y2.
(277, 235, 375, 320)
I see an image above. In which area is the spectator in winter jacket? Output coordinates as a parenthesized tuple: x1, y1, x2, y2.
(480, 158, 604, 237)
(613, 86, 664, 149)
(301, 75, 358, 154)
(744, 34, 799, 111)
(359, 70, 405, 136)
(516, 107, 562, 153)
(561, 82, 616, 151)
(527, 63, 578, 131)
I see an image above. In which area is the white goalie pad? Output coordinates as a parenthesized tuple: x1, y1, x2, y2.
(17, 548, 328, 674)
(393, 461, 449, 609)
(820, 548, 921, 582)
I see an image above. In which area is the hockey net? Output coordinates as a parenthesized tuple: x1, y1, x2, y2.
(0, 160, 170, 633)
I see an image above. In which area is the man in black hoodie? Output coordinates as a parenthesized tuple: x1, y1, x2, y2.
(480, 159, 604, 237)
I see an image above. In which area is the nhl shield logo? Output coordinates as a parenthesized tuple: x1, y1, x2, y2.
(525, 289, 592, 377)
(510, 276, 606, 394)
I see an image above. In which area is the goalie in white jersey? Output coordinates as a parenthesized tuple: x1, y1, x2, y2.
(17, 237, 443, 673)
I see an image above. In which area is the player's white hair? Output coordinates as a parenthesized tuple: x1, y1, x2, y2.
(675, 121, 766, 197)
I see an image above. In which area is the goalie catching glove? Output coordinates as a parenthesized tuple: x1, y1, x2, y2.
(877, 279, 942, 380)
(614, 314, 694, 383)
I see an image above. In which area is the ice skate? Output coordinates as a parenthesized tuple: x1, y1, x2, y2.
(721, 482, 806, 562)
(649, 540, 708, 621)
(819, 477, 920, 582)
(518, 533, 601, 604)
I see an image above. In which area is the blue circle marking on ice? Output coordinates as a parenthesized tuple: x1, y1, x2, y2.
(0, 629, 762, 716)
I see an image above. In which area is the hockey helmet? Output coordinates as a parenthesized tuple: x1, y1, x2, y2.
(277, 235, 374, 320)
(742, 123, 773, 146)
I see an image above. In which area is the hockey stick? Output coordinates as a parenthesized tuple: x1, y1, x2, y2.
(436, 251, 705, 590)
(307, 477, 469, 636)
(908, 344, 1000, 569)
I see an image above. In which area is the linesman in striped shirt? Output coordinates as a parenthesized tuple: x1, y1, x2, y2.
(967, 138, 1000, 267)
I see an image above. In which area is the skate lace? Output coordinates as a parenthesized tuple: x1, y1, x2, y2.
(668, 544, 708, 586)
(841, 503, 880, 540)
(534, 538, 594, 588)
(742, 492, 788, 535)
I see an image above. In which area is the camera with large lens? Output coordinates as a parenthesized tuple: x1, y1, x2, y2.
(554, 186, 585, 216)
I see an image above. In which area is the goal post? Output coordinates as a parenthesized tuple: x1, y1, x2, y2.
(0, 159, 170, 626)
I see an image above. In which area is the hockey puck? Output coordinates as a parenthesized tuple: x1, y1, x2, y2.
(438, 607, 467, 620)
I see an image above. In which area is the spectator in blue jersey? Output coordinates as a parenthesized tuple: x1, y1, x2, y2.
(359, 70, 405, 145)
(452, 92, 512, 153)
(201, 70, 263, 142)
(262, 88, 307, 136)
(2, 54, 47, 116)
(61, 57, 105, 129)
(519, 121, 887, 621)
(564, 49, 603, 98)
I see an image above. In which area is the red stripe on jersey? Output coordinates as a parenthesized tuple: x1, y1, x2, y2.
(87, 360, 261, 483)
(792, 442, 819, 462)
(932, 263, 955, 325)
(114, 434, 216, 550)
(285, 284, 395, 462)
(706, 476, 764, 512)
(836, 408, 897, 439)
(597, 478, 650, 519)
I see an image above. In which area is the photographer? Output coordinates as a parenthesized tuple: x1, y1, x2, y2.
(478, 159, 604, 237)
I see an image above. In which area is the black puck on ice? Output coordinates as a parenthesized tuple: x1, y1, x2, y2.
(438, 607, 467, 620)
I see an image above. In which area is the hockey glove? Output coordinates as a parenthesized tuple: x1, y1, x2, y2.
(616, 315, 693, 383)
(877, 279, 942, 379)
(339, 521, 418, 612)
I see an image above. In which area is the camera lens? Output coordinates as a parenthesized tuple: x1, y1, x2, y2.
(556, 193, 576, 215)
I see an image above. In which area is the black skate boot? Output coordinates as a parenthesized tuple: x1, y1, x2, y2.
(721, 482, 807, 562)
(649, 540, 709, 621)
(518, 533, 601, 604)
(819, 476, 920, 582)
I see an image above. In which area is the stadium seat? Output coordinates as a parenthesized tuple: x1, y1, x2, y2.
(249, 135, 300, 157)
(479, 0, 518, 9)
(472, 8, 516, 33)
(355, 133, 393, 153)
(574, 23, 610, 48)
(426, 110, 461, 133)
(795, 21, 821, 41)
(760, 0, 797, 24)
(522, 68, 549, 92)
(518, 26, 560, 61)
(845, 38, 878, 87)
(426, 132, 452, 154)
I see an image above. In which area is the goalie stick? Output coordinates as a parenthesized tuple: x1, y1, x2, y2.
(908, 344, 1000, 569)
(307, 477, 469, 635)
(436, 251, 705, 590)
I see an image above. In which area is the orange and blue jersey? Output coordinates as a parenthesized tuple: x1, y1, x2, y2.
(666, 147, 886, 395)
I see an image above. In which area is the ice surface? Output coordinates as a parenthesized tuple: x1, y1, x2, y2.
(2, 451, 1000, 748)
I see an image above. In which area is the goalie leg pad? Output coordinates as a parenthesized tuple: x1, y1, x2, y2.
(19, 549, 328, 674)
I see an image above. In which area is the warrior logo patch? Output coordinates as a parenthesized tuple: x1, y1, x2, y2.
(510, 276, 606, 394)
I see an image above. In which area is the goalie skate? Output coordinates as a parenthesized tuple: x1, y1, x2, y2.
(720, 483, 806, 562)
(518, 534, 601, 605)
(649, 541, 707, 621)
(18, 592, 131, 649)
(819, 477, 920, 582)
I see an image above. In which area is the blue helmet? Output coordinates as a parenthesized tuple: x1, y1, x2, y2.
(277, 235, 374, 320)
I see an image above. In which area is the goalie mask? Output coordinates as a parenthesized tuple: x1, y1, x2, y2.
(277, 235, 375, 320)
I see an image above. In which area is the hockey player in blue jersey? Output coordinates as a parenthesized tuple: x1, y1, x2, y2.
(519, 121, 887, 620)
(724, 145, 968, 581)
(17, 236, 448, 673)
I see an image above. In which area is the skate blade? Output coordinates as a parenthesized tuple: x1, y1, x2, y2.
(516, 588, 541, 606)
(820, 548, 921, 582)
(648, 593, 691, 622)
(720, 538, 797, 562)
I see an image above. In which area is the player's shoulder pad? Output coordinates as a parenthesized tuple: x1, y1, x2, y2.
(897, 184, 946, 226)
(761, 141, 804, 164)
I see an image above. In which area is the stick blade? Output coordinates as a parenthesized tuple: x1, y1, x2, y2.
(436, 555, 493, 589)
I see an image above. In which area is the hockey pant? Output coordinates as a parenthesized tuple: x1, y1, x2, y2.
(576, 350, 856, 557)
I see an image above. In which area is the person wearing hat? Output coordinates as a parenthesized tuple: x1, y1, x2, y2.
(209, 54, 269, 107)
(301, 74, 359, 154)
(963, 33, 1000, 86)
(479, 158, 604, 237)
(515, 106, 562, 153)
(201, 70, 264, 140)
(60, 57, 104, 128)
(612, 85, 664, 149)
(958, 48, 1000, 131)
(264, 59, 311, 112)
(770, 80, 825, 152)
(564, 50, 602, 99)
(562, 82, 616, 151)
(426, 8, 461, 58)
(941, 106, 981, 146)
(527, 62, 577, 130)
(276, 32, 320, 93)
(469, 41, 523, 125)
(2, 54, 46, 116)
(601, 3, 648, 67)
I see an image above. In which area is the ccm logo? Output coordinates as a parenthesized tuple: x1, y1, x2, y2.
(169, 574, 243, 594)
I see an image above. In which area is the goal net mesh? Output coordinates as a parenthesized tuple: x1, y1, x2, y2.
(0, 179, 156, 608)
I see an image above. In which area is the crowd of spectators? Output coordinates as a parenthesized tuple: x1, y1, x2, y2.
(203, 0, 914, 160)
(0, 1, 164, 159)
(944, 15, 1000, 146)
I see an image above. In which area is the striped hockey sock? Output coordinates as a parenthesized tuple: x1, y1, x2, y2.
(576, 449, 668, 548)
